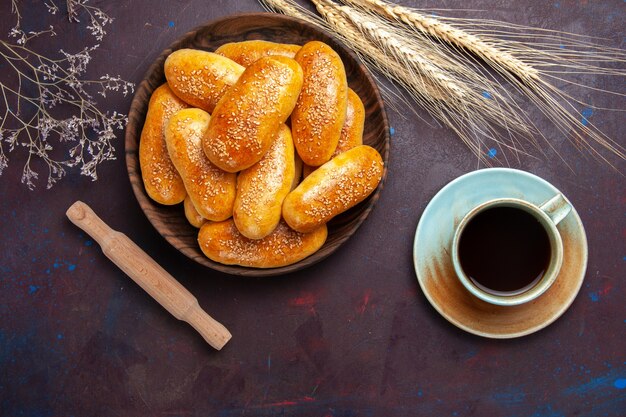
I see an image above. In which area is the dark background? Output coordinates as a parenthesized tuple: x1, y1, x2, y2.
(1, 1, 624, 416)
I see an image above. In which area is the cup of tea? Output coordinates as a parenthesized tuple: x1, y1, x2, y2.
(451, 194, 573, 306)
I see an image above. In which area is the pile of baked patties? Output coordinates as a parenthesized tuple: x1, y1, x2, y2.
(139, 40, 383, 268)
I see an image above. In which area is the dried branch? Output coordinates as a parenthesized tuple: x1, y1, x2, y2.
(0, 0, 134, 189)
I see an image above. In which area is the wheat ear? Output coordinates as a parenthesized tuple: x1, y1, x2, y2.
(336, 5, 467, 101)
(262, 0, 540, 162)
(261, 0, 450, 107)
(343, 0, 540, 82)
(260, 0, 417, 103)
(317, 0, 540, 161)
(337, 4, 535, 134)
(261, 0, 315, 23)
(262, 0, 479, 104)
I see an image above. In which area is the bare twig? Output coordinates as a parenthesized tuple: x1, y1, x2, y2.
(0, 0, 133, 189)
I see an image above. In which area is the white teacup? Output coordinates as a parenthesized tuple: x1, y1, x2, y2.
(451, 194, 572, 306)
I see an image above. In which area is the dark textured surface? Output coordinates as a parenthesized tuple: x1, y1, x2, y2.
(1, 1, 624, 416)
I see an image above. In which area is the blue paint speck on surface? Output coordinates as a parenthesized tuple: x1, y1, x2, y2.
(47, 259, 77, 273)
(588, 292, 599, 302)
(493, 387, 526, 404)
(614, 379, 626, 389)
(168, 21, 175, 27)
(463, 349, 478, 360)
(28, 285, 39, 294)
(531, 405, 565, 417)
(57, 333, 63, 340)
(389, 127, 395, 135)
(488, 148, 497, 158)
(482, 91, 493, 99)
(581, 107, 593, 126)
(85, 240, 93, 246)
(565, 373, 617, 395)
(103, 294, 124, 335)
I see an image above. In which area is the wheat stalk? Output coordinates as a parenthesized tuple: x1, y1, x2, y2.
(262, 0, 443, 101)
(261, 0, 440, 105)
(337, 5, 467, 100)
(339, 0, 625, 164)
(329, 0, 546, 161)
(262, 0, 625, 166)
(262, 0, 539, 163)
(338, 3, 540, 145)
(261, 0, 321, 25)
(342, 0, 540, 82)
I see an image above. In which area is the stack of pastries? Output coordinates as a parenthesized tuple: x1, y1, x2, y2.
(139, 40, 384, 268)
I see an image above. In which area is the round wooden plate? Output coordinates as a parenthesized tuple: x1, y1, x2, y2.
(125, 13, 390, 277)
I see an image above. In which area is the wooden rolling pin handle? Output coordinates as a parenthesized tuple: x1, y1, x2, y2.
(66, 200, 232, 350)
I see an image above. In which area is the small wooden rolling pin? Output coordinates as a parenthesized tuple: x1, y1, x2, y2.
(66, 201, 231, 350)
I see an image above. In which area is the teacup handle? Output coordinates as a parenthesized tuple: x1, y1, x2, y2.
(540, 193, 572, 226)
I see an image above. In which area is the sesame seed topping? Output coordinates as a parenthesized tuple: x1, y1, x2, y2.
(166, 109, 236, 220)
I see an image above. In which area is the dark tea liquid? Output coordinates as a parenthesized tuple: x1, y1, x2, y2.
(458, 206, 551, 295)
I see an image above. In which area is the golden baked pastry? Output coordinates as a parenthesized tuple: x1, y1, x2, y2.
(198, 220, 327, 268)
(184, 195, 207, 228)
(233, 124, 295, 239)
(215, 40, 301, 67)
(282, 145, 384, 233)
(165, 108, 236, 221)
(139, 83, 188, 205)
(333, 88, 365, 157)
(203, 56, 303, 173)
(302, 88, 365, 178)
(164, 49, 244, 113)
(291, 41, 348, 166)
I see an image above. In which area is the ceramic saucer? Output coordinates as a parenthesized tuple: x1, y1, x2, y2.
(413, 168, 588, 338)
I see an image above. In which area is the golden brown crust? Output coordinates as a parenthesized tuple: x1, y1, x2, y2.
(139, 84, 188, 205)
(164, 49, 244, 113)
(198, 220, 327, 268)
(233, 124, 295, 239)
(165, 108, 236, 221)
(292, 41, 348, 166)
(282, 145, 384, 233)
(301, 88, 365, 179)
(203, 56, 304, 173)
(333, 88, 365, 157)
(215, 40, 301, 67)
(184, 195, 207, 228)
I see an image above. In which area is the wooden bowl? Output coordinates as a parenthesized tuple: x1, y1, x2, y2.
(125, 13, 390, 277)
